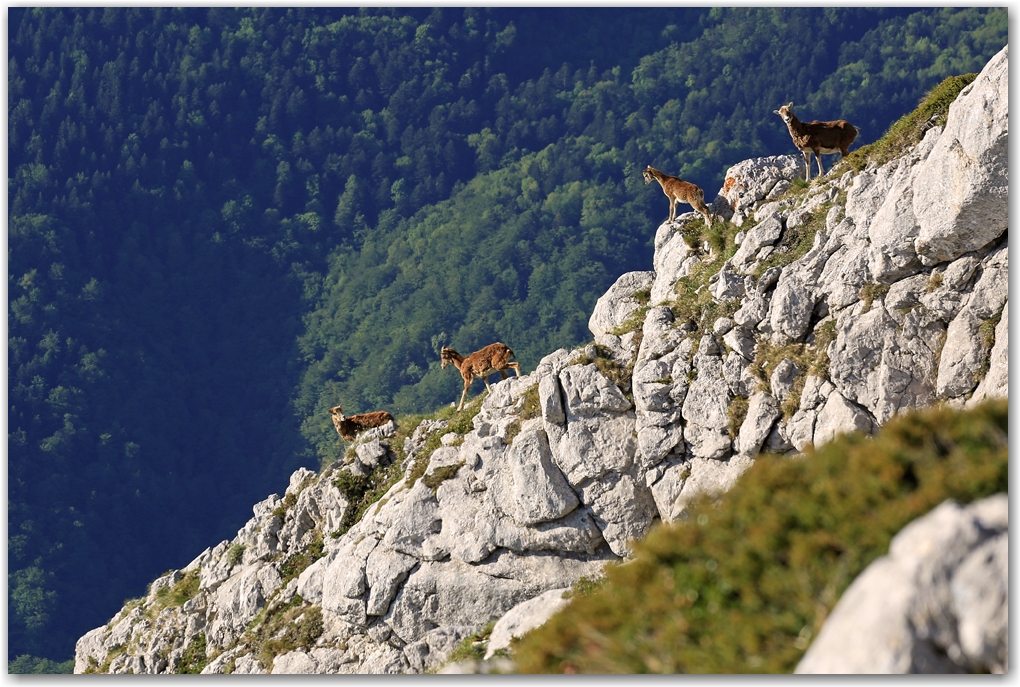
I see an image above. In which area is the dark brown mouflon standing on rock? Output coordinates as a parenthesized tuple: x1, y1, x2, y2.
(773, 102, 859, 182)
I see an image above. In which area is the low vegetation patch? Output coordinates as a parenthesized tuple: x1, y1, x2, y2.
(753, 197, 838, 276)
(177, 633, 208, 674)
(148, 569, 200, 618)
(518, 383, 542, 421)
(609, 305, 650, 338)
(511, 400, 1007, 674)
(279, 534, 325, 585)
(810, 320, 838, 376)
(405, 399, 482, 486)
(227, 544, 245, 567)
(978, 312, 1001, 350)
(258, 604, 323, 670)
(565, 575, 607, 599)
(331, 462, 403, 539)
(666, 226, 744, 337)
(571, 343, 635, 393)
(445, 620, 499, 666)
(679, 216, 742, 261)
(504, 382, 541, 445)
(974, 311, 1003, 382)
(748, 326, 835, 419)
(422, 461, 465, 491)
(859, 282, 890, 313)
(228, 594, 323, 671)
(727, 395, 750, 438)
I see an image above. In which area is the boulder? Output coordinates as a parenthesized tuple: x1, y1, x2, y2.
(484, 588, 572, 660)
(588, 271, 655, 359)
(812, 391, 873, 447)
(967, 305, 1008, 405)
(489, 427, 578, 526)
(403, 626, 476, 673)
(736, 391, 781, 456)
(734, 210, 779, 271)
(913, 46, 1008, 264)
(650, 221, 699, 305)
(719, 155, 805, 218)
(796, 494, 1007, 674)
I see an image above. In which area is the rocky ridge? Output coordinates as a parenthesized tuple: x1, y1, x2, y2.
(74, 46, 1008, 674)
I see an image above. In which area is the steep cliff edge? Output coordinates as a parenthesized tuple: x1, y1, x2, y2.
(75, 46, 1007, 674)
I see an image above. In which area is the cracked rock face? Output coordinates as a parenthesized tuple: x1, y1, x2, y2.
(913, 46, 1008, 265)
(76, 46, 1008, 675)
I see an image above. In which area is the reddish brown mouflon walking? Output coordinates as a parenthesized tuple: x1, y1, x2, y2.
(642, 165, 715, 227)
(329, 405, 396, 442)
(440, 342, 520, 412)
(773, 102, 859, 182)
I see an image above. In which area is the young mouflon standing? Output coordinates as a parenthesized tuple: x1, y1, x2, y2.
(642, 166, 715, 227)
(440, 342, 520, 412)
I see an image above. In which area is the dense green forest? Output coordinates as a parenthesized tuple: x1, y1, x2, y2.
(7, 7, 1007, 667)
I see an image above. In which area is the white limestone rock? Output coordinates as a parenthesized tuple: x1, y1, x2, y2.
(766, 230, 839, 344)
(476, 498, 604, 556)
(579, 470, 658, 557)
(647, 455, 693, 522)
(828, 303, 942, 425)
(489, 427, 578, 526)
(719, 155, 805, 216)
(733, 266, 781, 329)
(736, 391, 781, 456)
(936, 244, 1008, 399)
(681, 335, 732, 459)
(967, 304, 1008, 406)
(538, 372, 565, 425)
(812, 391, 874, 447)
(403, 626, 476, 673)
(913, 46, 1008, 264)
(365, 546, 418, 616)
(671, 455, 756, 519)
(558, 363, 632, 417)
(769, 358, 798, 403)
(796, 494, 1008, 674)
(650, 220, 699, 305)
(381, 480, 442, 559)
(382, 559, 537, 646)
(588, 270, 655, 360)
(484, 587, 572, 660)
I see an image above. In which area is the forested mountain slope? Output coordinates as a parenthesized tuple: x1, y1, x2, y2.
(72, 43, 1009, 672)
(7, 7, 1007, 667)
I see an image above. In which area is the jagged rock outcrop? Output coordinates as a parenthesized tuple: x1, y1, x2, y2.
(796, 494, 1008, 674)
(75, 46, 1008, 674)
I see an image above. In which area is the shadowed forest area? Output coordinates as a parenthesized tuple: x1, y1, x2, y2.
(7, 7, 1006, 668)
